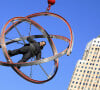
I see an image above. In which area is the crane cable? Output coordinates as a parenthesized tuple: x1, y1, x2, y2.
(47, 0, 55, 11)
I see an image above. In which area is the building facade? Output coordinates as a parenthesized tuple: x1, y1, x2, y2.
(68, 36, 100, 90)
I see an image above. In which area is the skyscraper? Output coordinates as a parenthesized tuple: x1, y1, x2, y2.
(68, 36, 100, 90)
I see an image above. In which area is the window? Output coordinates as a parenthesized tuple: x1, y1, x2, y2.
(90, 63, 92, 65)
(71, 85, 73, 87)
(84, 70, 86, 73)
(91, 48, 94, 50)
(80, 70, 82, 72)
(95, 68, 97, 70)
(96, 85, 98, 87)
(87, 79, 89, 81)
(76, 69, 79, 72)
(96, 64, 98, 66)
(75, 73, 77, 76)
(86, 83, 88, 85)
(86, 63, 88, 65)
(95, 48, 98, 50)
(93, 72, 95, 74)
(96, 76, 98, 78)
(97, 80, 99, 83)
(74, 77, 76, 79)
(86, 75, 88, 77)
(82, 87, 84, 89)
(81, 66, 84, 68)
(87, 71, 89, 73)
(94, 52, 97, 54)
(91, 80, 93, 82)
(78, 74, 80, 76)
(72, 81, 74, 83)
(78, 86, 80, 89)
(93, 44, 95, 46)
(93, 84, 95, 87)
(90, 71, 92, 74)
(88, 75, 90, 77)
(77, 78, 79, 80)
(78, 66, 80, 68)
(91, 67, 93, 69)
(84, 79, 86, 81)
(83, 83, 85, 85)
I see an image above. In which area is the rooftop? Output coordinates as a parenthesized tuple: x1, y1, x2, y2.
(97, 35, 100, 38)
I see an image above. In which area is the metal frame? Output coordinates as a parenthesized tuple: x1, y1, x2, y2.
(1, 16, 58, 84)
(0, 12, 74, 84)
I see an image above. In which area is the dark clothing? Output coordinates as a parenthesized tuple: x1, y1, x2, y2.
(8, 37, 44, 63)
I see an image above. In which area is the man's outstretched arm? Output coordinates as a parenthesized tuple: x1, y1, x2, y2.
(27, 36, 36, 43)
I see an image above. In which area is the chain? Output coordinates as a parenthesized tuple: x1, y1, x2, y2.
(11, 20, 26, 45)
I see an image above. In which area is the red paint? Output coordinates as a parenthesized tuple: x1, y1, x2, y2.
(48, 0, 55, 5)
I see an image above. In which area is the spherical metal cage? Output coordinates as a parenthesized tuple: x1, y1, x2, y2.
(0, 12, 74, 84)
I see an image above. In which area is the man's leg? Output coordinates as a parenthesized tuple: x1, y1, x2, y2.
(17, 52, 33, 69)
(8, 49, 20, 56)
(8, 46, 28, 56)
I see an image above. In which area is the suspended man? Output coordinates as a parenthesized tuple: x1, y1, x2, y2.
(8, 36, 46, 69)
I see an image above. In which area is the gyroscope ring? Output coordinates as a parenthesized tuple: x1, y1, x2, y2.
(0, 12, 73, 84)
(1, 17, 58, 84)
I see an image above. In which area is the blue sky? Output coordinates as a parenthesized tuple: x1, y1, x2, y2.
(0, 0, 100, 90)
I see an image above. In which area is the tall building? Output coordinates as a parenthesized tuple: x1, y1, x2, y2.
(68, 36, 100, 90)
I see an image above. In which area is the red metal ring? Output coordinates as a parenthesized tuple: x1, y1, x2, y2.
(1, 17, 58, 84)
(0, 12, 73, 84)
